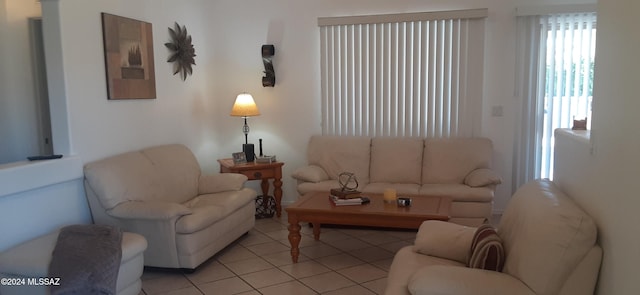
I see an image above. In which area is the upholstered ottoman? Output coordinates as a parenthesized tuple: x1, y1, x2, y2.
(0, 229, 147, 295)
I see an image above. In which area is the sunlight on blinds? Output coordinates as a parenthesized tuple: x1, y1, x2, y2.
(319, 10, 486, 137)
(513, 10, 596, 192)
(541, 12, 596, 178)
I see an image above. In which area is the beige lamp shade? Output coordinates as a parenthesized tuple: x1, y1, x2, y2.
(230, 93, 260, 117)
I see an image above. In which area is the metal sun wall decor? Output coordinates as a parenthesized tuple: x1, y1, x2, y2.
(165, 22, 196, 81)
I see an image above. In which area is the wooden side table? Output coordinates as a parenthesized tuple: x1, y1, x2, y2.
(218, 158, 285, 217)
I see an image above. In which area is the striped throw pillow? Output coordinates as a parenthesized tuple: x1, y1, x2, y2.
(468, 224, 505, 272)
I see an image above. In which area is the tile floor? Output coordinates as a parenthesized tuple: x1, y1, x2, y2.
(139, 211, 413, 295)
(139, 212, 502, 295)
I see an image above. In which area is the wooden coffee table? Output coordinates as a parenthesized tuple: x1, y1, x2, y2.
(285, 191, 451, 262)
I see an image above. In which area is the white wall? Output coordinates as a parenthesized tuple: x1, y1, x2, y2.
(55, 0, 218, 164)
(0, 156, 90, 251)
(554, 0, 640, 293)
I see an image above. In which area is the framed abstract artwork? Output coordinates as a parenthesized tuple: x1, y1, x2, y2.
(101, 13, 156, 99)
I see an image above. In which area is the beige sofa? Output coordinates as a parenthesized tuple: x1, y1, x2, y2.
(385, 179, 602, 295)
(292, 136, 501, 226)
(83, 144, 256, 269)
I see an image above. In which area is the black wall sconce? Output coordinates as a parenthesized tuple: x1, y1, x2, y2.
(262, 44, 275, 87)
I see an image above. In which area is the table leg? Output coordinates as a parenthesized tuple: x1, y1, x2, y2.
(312, 223, 321, 240)
(260, 179, 270, 212)
(274, 177, 283, 217)
(288, 220, 301, 263)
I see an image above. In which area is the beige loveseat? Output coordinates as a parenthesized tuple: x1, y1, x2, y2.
(292, 136, 501, 225)
(385, 179, 602, 295)
(83, 144, 256, 269)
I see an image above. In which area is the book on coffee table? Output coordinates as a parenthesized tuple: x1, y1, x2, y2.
(329, 195, 370, 206)
(330, 188, 362, 199)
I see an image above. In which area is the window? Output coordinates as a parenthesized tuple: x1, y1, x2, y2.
(513, 6, 596, 191)
(541, 13, 596, 178)
(318, 9, 488, 137)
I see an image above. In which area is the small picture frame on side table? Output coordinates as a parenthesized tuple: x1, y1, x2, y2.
(232, 152, 247, 164)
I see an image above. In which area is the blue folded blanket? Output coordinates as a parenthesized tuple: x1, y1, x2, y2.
(49, 224, 123, 295)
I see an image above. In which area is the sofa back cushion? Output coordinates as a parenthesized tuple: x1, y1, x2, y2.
(84, 144, 201, 210)
(499, 179, 597, 295)
(84, 151, 161, 210)
(422, 138, 493, 184)
(141, 144, 201, 204)
(307, 135, 372, 184)
(370, 137, 423, 184)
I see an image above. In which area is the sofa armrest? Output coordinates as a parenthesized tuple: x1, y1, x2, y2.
(291, 165, 329, 183)
(408, 265, 535, 295)
(464, 168, 502, 187)
(198, 173, 248, 194)
(413, 220, 476, 264)
(108, 201, 192, 220)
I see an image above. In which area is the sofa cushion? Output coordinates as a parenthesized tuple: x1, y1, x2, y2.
(370, 137, 423, 184)
(407, 265, 536, 295)
(499, 179, 597, 295)
(291, 165, 330, 183)
(464, 168, 502, 187)
(199, 174, 248, 194)
(176, 189, 255, 233)
(307, 135, 372, 184)
(141, 144, 201, 204)
(385, 246, 465, 295)
(108, 200, 192, 220)
(362, 183, 421, 195)
(84, 151, 160, 210)
(413, 221, 475, 264)
(422, 138, 493, 184)
(468, 224, 505, 272)
(419, 184, 494, 202)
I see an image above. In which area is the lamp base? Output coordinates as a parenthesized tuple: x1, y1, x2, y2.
(243, 144, 255, 162)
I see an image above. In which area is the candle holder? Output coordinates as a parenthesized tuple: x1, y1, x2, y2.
(383, 188, 397, 204)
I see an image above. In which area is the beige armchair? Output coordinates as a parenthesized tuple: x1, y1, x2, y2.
(385, 179, 602, 295)
(83, 144, 257, 269)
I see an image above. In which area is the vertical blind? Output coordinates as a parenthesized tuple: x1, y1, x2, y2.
(513, 9, 596, 191)
(540, 12, 596, 179)
(513, 15, 545, 193)
(318, 10, 487, 137)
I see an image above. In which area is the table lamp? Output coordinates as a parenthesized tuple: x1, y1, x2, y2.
(230, 93, 260, 162)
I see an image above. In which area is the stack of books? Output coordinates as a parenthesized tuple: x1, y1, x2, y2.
(329, 195, 370, 206)
(330, 188, 361, 199)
